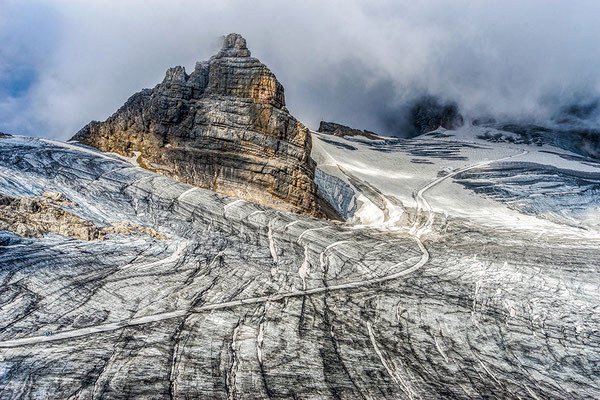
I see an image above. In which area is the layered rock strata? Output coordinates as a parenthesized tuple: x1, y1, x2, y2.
(72, 33, 329, 218)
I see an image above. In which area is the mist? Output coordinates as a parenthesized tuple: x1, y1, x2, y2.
(1, 0, 600, 139)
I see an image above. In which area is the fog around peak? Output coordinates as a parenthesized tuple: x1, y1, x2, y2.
(1, 0, 599, 139)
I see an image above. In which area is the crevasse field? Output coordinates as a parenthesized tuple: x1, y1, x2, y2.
(0, 125, 599, 399)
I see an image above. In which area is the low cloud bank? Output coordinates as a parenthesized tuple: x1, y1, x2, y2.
(1, 0, 599, 139)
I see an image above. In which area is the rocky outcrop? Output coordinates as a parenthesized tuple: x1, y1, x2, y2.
(72, 33, 329, 218)
(0, 192, 166, 240)
(317, 121, 381, 140)
(0, 192, 99, 240)
(101, 221, 167, 240)
(410, 96, 464, 134)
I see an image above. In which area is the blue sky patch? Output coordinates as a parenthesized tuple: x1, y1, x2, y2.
(0, 67, 36, 98)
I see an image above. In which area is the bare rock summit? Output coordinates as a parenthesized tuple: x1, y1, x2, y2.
(216, 32, 251, 58)
(318, 121, 382, 140)
(72, 33, 331, 218)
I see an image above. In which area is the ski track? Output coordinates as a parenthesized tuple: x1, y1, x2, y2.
(0, 149, 525, 348)
(412, 150, 528, 237)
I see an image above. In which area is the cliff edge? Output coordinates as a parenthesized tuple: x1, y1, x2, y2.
(72, 33, 331, 218)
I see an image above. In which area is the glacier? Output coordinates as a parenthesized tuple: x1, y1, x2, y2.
(0, 126, 599, 399)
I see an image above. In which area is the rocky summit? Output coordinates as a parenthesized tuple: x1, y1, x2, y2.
(317, 121, 381, 140)
(72, 33, 330, 218)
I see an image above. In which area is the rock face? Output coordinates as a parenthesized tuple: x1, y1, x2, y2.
(0, 192, 100, 240)
(72, 33, 328, 218)
(0, 192, 166, 241)
(410, 96, 464, 134)
(318, 121, 381, 140)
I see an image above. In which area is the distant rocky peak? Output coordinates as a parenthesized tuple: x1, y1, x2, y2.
(410, 96, 464, 135)
(215, 33, 251, 58)
(318, 121, 381, 140)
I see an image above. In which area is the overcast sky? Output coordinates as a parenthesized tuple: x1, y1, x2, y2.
(1, 0, 600, 139)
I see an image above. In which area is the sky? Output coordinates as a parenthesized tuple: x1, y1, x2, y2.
(1, 0, 600, 139)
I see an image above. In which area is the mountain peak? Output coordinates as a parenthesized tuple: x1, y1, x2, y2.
(71, 33, 331, 219)
(216, 33, 251, 58)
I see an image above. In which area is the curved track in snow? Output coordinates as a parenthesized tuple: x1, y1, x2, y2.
(411, 150, 528, 237)
(0, 147, 525, 348)
(0, 236, 428, 348)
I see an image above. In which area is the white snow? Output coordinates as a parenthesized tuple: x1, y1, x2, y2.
(311, 126, 600, 238)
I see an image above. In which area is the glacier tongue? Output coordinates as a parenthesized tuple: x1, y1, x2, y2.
(0, 133, 599, 399)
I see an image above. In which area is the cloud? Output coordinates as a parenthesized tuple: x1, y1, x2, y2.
(1, 0, 600, 139)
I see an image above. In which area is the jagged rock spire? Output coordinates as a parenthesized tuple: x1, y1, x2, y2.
(215, 33, 251, 58)
(71, 33, 333, 219)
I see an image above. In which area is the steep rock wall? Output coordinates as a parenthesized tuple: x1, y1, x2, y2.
(73, 33, 329, 218)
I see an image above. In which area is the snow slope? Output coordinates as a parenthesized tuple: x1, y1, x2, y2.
(312, 124, 600, 236)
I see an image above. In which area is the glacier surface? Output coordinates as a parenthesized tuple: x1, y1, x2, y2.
(0, 129, 599, 399)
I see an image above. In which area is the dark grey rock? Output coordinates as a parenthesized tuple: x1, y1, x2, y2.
(410, 96, 464, 134)
(318, 121, 381, 140)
